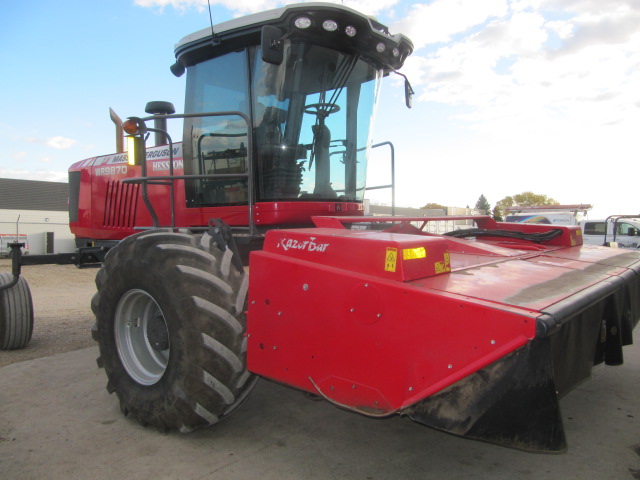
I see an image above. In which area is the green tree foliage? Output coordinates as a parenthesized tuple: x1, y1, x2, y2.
(492, 206, 503, 221)
(421, 202, 446, 210)
(475, 194, 491, 214)
(496, 192, 559, 211)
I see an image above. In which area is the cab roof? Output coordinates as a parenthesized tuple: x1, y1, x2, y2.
(173, 2, 413, 74)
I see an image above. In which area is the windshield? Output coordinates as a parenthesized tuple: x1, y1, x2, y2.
(253, 41, 381, 202)
(182, 41, 381, 207)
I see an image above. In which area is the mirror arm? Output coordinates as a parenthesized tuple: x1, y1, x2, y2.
(390, 67, 415, 109)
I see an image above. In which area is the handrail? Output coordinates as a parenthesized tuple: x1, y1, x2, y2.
(121, 110, 255, 236)
(122, 111, 395, 233)
(312, 215, 497, 230)
(603, 215, 640, 245)
(364, 141, 395, 215)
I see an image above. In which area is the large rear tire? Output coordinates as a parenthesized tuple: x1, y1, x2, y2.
(92, 229, 256, 432)
(0, 273, 34, 350)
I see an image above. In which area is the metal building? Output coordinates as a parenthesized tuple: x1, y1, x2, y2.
(0, 178, 73, 255)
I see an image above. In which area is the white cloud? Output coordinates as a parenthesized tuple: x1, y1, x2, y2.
(134, 0, 279, 14)
(545, 19, 574, 41)
(394, 0, 509, 49)
(339, 0, 400, 16)
(506, 11, 547, 53)
(400, 0, 639, 131)
(0, 169, 68, 183)
(382, 0, 640, 213)
(550, 7, 640, 55)
(20, 135, 78, 150)
(540, 0, 636, 15)
(134, 0, 398, 16)
(45, 136, 77, 149)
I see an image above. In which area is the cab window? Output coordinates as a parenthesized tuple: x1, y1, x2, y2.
(616, 223, 638, 236)
(583, 222, 605, 235)
(183, 50, 250, 206)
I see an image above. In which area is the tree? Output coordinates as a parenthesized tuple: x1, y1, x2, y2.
(496, 191, 559, 211)
(475, 194, 491, 214)
(421, 202, 446, 210)
(492, 206, 503, 221)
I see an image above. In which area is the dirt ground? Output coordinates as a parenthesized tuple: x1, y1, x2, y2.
(0, 258, 97, 367)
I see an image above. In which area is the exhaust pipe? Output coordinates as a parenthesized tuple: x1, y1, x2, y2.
(109, 107, 124, 153)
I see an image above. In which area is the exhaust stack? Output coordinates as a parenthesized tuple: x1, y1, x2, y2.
(145, 101, 175, 146)
(109, 108, 124, 154)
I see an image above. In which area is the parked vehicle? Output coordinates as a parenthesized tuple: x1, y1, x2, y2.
(505, 207, 640, 250)
(0, 234, 29, 258)
(504, 204, 591, 226)
(581, 216, 640, 249)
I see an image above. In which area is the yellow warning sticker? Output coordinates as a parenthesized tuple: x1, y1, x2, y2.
(403, 247, 427, 260)
(385, 247, 398, 272)
(568, 229, 581, 246)
(435, 252, 451, 274)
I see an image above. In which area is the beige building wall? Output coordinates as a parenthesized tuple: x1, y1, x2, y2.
(0, 208, 74, 254)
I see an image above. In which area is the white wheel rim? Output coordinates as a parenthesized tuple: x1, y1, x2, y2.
(114, 289, 169, 385)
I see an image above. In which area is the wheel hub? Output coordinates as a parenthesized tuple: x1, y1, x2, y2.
(147, 312, 170, 351)
(114, 289, 170, 386)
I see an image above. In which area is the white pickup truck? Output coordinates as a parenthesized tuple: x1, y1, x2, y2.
(505, 206, 640, 250)
(580, 216, 640, 249)
(0, 234, 30, 257)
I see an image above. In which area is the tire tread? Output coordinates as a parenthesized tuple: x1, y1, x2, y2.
(93, 229, 255, 432)
(0, 272, 34, 350)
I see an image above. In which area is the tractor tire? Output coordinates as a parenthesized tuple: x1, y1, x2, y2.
(0, 273, 34, 350)
(92, 229, 256, 432)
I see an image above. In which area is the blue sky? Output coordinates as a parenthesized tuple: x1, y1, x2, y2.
(1, 0, 639, 218)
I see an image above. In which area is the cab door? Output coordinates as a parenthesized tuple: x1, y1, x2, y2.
(613, 221, 640, 248)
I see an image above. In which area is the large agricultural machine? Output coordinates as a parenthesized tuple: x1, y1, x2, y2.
(2, 2, 640, 453)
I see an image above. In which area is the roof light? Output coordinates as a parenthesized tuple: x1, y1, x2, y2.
(376, 42, 386, 53)
(345, 25, 357, 37)
(322, 19, 338, 32)
(392, 47, 400, 57)
(294, 16, 312, 29)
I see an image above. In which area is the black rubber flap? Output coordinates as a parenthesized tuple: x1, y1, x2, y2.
(404, 338, 567, 453)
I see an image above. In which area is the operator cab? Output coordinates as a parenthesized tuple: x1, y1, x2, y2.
(172, 3, 412, 223)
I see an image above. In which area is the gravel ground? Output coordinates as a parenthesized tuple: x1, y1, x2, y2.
(0, 258, 98, 367)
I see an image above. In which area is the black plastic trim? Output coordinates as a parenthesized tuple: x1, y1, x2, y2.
(68, 171, 81, 223)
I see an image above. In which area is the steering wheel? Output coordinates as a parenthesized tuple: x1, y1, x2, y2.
(304, 103, 341, 117)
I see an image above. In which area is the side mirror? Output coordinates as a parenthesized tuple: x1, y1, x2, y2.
(405, 78, 414, 109)
(404, 78, 415, 108)
(261, 26, 284, 65)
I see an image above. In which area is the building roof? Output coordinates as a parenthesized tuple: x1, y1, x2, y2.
(0, 178, 68, 212)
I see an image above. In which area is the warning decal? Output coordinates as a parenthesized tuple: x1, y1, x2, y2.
(435, 252, 451, 274)
(403, 247, 427, 260)
(385, 247, 398, 272)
